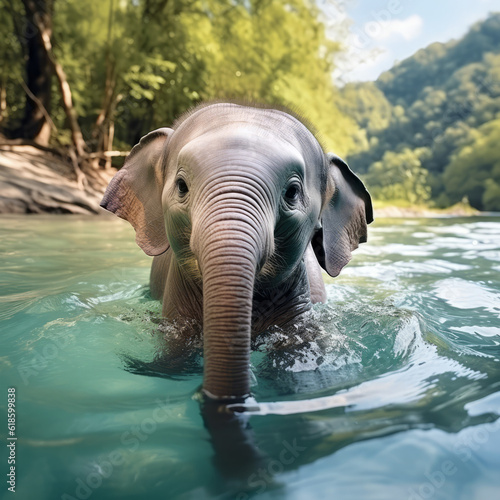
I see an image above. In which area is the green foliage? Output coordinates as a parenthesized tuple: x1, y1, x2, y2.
(1, 0, 357, 156)
(364, 147, 431, 205)
(0, 0, 30, 126)
(188, 0, 357, 154)
(336, 82, 392, 153)
(46, 0, 206, 146)
(483, 179, 500, 211)
(3, 0, 500, 211)
(443, 118, 500, 211)
(344, 12, 500, 210)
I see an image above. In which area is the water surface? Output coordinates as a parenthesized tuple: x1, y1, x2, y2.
(1, 215, 499, 500)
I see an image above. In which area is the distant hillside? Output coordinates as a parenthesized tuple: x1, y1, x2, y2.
(341, 12, 500, 211)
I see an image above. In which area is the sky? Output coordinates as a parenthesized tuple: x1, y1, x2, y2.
(325, 0, 500, 84)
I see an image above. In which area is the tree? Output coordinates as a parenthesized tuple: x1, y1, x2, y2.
(483, 179, 500, 211)
(345, 13, 500, 208)
(444, 117, 500, 210)
(32, 1, 87, 156)
(13, 0, 53, 144)
(0, 2, 24, 128)
(195, 0, 356, 154)
(364, 148, 432, 205)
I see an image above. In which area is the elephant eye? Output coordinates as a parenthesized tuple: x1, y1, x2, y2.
(176, 178, 189, 196)
(283, 182, 301, 204)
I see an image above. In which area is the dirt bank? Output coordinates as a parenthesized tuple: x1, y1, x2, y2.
(0, 144, 115, 214)
(0, 145, 484, 218)
(373, 204, 481, 218)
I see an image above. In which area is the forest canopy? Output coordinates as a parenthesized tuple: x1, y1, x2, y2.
(0, 0, 357, 158)
(341, 13, 500, 211)
(1, 1, 499, 210)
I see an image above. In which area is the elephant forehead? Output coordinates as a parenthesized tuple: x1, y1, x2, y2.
(174, 102, 318, 147)
(175, 128, 306, 175)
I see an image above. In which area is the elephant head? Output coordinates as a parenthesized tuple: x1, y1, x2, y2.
(101, 102, 373, 402)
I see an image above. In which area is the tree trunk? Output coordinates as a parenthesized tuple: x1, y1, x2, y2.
(92, 0, 116, 167)
(0, 83, 6, 125)
(19, 0, 52, 145)
(28, 0, 87, 157)
(105, 120, 115, 169)
(92, 67, 116, 162)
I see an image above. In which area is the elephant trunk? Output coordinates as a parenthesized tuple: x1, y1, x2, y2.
(192, 183, 274, 401)
(201, 234, 257, 400)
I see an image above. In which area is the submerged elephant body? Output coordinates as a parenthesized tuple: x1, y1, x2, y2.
(101, 102, 373, 402)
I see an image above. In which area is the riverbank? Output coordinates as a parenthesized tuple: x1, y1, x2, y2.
(0, 145, 485, 217)
(373, 202, 481, 218)
(0, 144, 114, 214)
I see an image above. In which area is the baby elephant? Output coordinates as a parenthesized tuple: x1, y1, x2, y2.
(101, 102, 373, 402)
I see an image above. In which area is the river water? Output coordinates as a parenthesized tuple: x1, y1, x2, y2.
(1, 215, 499, 500)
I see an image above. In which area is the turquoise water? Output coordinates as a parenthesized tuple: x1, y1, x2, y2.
(1, 215, 500, 500)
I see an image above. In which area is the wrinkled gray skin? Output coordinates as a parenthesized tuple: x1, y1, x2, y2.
(101, 102, 373, 402)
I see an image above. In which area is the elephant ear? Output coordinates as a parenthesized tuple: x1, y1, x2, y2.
(100, 128, 173, 256)
(312, 153, 373, 277)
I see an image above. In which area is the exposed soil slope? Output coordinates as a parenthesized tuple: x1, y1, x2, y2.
(0, 145, 115, 214)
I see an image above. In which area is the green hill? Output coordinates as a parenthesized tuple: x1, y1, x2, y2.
(341, 12, 500, 211)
